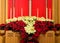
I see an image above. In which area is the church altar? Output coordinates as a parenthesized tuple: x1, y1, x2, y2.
(0, 16, 60, 43)
(0, 0, 60, 43)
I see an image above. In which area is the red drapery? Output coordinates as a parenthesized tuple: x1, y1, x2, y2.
(8, 0, 13, 19)
(8, 0, 29, 18)
(48, 0, 52, 19)
(15, 0, 29, 17)
(8, 0, 52, 19)
(32, 0, 46, 18)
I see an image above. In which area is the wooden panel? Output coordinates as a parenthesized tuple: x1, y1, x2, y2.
(5, 30, 15, 43)
(0, 30, 5, 43)
(0, 36, 4, 43)
(5, 30, 20, 43)
(38, 34, 46, 43)
(38, 31, 55, 43)
(13, 32, 20, 43)
(59, 0, 60, 24)
(0, 0, 6, 24)
(46, 31, 55, 43)
(6, 0, 8, 20)
(52, 0, 59, 24)
(52, 0, 55, 21)
(1, 0, 6, 23)
(0, 0, 1, 24)
(55, 31, 60, 43)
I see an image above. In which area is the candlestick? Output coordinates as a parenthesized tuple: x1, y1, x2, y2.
(49, 8, 51, 19)
(37, 8, 39, 17)
(13, 7, 15, 17)
(12, 0, 15, 17)
(29, 0, 32, 16)
(46, 8, 48, 19)
(10, 8, 12, 19)
(21, 8, 23, 16)
(13, 0, 14, 6)
(46, 0, 48, 19)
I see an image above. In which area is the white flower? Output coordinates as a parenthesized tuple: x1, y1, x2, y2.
(23, 16, 29, 21)
(12, 17, 17, 22)
(25, 26, 36, 34)
(9, 19, 13, 22)
(46, 19, 54, 22)
(38, 17, 46, 21)
(24, 21, 29, 24)
(29, 17, 33, 21)
(18, 17, 24, 21)
(6, 19, 10, 23)
(51, 20, 54, 22)
(32, 16, 37, 20)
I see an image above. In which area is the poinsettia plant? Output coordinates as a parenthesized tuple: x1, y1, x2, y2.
(0, 16, 58, 43)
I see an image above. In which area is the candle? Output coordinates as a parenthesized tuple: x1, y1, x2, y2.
(13, 7, 15, 17)
(49, 8, 51, 19)
(29, 0, 32, 16)
(10, 8, 12, 19)
(21, 8, 23, 16)
(46, 0, 48, 19)
(37, 8, 39, 17)
(12, 0, 15, 17)
(46, 8, 48, 19)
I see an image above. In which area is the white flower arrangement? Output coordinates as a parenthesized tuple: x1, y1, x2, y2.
(6, 16, 54, 23)
(24, 26, 36, 34)
(22, 16, 37, 34)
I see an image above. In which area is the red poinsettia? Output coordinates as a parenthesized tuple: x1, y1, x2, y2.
(7, 22, 18, 31)
(0, 24, 6, 30)
(0, 20, 58, 43)
(55, 24, 60, 30)
(16, 21, 26, 27)
(34, 21, 49, 34)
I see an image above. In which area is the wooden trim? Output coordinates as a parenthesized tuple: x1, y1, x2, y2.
(52, 0, 55, 21)
(0, 0, 1, 24)
(52, 0, 59, 24)
(6, 0, 8, 20)
(0, 0, 6, 24)
(59, 0, 60, 24)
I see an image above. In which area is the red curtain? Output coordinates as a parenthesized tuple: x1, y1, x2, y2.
(48, 0, 52, 19)
(32, 0, 46, 18)
(8, 0, 52, 19)
(15, 0, 29, 17)
(15, 0, 20, 17)
(8, 0, 13, 19)
(8, 0, 29, 18)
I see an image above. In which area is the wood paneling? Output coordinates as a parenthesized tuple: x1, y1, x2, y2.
(59, 0, 60, 24)
(0, 0, 6, 24)
(6, 0, 8, 20)
(0, 0, 1, 24)
(52, 0, 59, 24)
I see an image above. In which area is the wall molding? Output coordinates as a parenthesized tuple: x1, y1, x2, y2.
(52, 0, 59, 24)
(0, 0, 6, 24)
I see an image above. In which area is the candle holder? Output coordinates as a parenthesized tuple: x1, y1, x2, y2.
(37, 8, 39, 18)
(10, 8, 12, 19)
(29, 0, 32, 16)
(21, 8, 23, 17)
